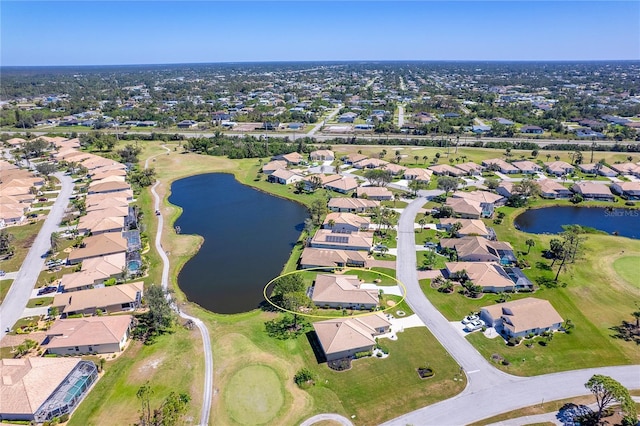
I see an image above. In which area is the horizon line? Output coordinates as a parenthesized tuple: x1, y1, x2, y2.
(3, 58, 640, 68)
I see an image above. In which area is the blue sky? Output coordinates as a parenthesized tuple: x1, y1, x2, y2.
(2, 1, 639, 66)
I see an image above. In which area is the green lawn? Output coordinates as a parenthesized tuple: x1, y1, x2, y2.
(343, 267, 397, 285)
(223, 365, 285, 425)
(0, 221, 44, 272)
(26, 297, 53, 308)
(0, 279, 13, 304)
(613, 256, 640, 288)
(416, 250, 448, 271)
(69, 327, 203, 426)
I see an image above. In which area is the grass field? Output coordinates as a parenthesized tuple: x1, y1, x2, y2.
(26, 297, 53, 308)
(613, 256, 640, 288)
(0, 221, 44, 272)
(223, 365, 285, 425)
(0, 279, 13, 304)
(69, 327, 204, 426)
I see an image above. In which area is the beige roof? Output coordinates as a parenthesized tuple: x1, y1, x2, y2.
(353, 158, 389, 169)
(328, 197, 379, 211)
(84, 205, 129, 217)
(310, 229, 374, 250)
(356, 186, 392, 199)
(310, 149, 334, 159)
(383, 163, 407, 175)
(452, 190, 503, 204)
(324, 177, 358, 192)
(77, 214, 124, 234)
(262, 160, 287, 173)
(538, 179, 570, 194)
(571, 182, 613, 197)
(439, 218, 489, 236)
(88, 180, 131, 193)
(403, 168, 433, 182)
(82, 157, 121, 170)
(81, 253, 126, 276)
(67, 233, 127, 263)
(544, 161, 574, 174)
(482, 297, 563, 334)
(446, 197, 482, 217)
(53, 282, 143, 314)
(91, 168, 127, 180)
(61, 269, 111, 290)
(313, 313, 391, 356)
(611, 181, 640, 193)
(0, 357, 81, 416)
(6, 137, 26, 146)
(91, 174, 126, 184)
(481, 158, 519, 173)
(440, 236, 513, 260)
(46, 316, 132, 350)
(512, 160, 541, 172)
(299, 247, 369, 268)
(324, 212, 371, 229)
(312, 274, 379, 306)
(270, 168, 302, 181)
(281, 152, 304, 164)
(446, 262, 514, 290)
(609, 162, 640, 174)
(85, 194, 130, 209)
(428, 164, 465, 176)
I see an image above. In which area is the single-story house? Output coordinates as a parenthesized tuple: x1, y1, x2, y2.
(310, 229, 374, 251)
(512, 160, 542, 174)
(0, 358, 98, 423)
(353, 158, 389, 170)
(445, 198, 483, 219)
(311, 274, 379, 310)
(87, 180, 132, 196)
(571, 182, 614, 201)
(438, 218, 492, 239)
(299, 247, 369, 269)
(356, 186, 393, 201)
(52, 282, 143, 316)
(403, 168, 433, 183)
(67, 233, 128, 265)
(496, 181, 515, 198)
(310, 150, 335, 161)
(267, 169, 304, 185)
(609, 163, 640, 177)
(428, 164, 466, 177)
(324, 177, 359, 194)
(454, 162, 484, 176)
(439, 237, 516, 265)
(342, 153, 368, 165)
(77, 214, 125, 236)
(177, 120, 198, 128)
(327, 197, 380, 213)
(323, 212, 371, 233)
(262, 160, 287, 175)
(520, 125, 544, 134)
(538, 179, 572, 199)
(383, 163, 407, 176)
(610, 181, 640, 200)
(445, 262, 516, 293)
(577, 163, 617, 177)
(480, 297, 563, 338)
(337, 112, 358, 123)
(544, 161, 574, 176)
(312, 313, 391, 361)
(44, 315, 133, 355)
(279, 152, 305, 166)
(452, 190, 504, 212)
(481, 159, 520, 174)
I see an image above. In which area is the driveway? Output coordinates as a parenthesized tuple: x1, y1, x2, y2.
(0, 172, 73, 338)
(381, 196, 640, 425)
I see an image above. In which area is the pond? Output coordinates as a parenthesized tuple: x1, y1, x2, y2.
(514, 206, 640, 239)
(169, 173, 308, 314)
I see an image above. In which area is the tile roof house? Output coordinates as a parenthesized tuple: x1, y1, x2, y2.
(87, 180, 132, 196)
(571, 182, 614, 201)
(445, 197, 483, 219)
(60, 253, 126, 292)
(45, 315, 132, 355)
(310, 229, 374, 251)
(438, 218, 492, 238)
(481, 158, 520, 174)
(609, 162, 640, 177)
(261, 160, 287, 175)
(512, 160, 542, 174)
(299, 247, 369, 269)
(383, 163, 407, 176)
(312, 313, 391, 361)
(267, 169, 304, 185)
(454, 162, 484, 175)
(610, 181, 640, 200)
(356, 186, 393, 201)
(323, 212, 371, 233)
(324, 177, 359, 194)
(496, 181, 515, 198)
(428, 164, 466, 177)
(309, 150, 335, 161)
(342, 153, 368, 164)
(403, 168, 433, 183)
(67, 233, 128, 264)
(439, 237, 516, 265)
(311, 274, 379, 309)
(480, 297, 563, 338)
(544, 161, 574, 176)
(577, 163, 617, 177)
(279, 152, 305, 165)
(353, 158, 389, 170)
(537, 179, 572, 199)
(445, 262, 517, 293)
(52, 282, 143, 316)
(327, 197, 380, 213)
(0, 358, 98, 423)
(77, 214, 125, 236)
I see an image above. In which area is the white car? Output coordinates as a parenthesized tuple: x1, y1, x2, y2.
(462, 314, 479, 324)
(465, 319, 484, 332)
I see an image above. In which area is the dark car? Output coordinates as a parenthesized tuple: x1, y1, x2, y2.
(37, 286, 58, 296)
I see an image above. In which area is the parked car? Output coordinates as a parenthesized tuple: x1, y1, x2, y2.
(462, 314, 479, 324)
(465, 319, 484, 332)
(0, 270, 5, 277)
(155, 210, 161, 215)
(424, 242, 437, 248)
(37, 286, 58, 296)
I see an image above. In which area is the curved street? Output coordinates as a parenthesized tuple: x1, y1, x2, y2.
(0, 172, 73, 338)
(381, 197, 640, 425)
(148, 146, 213, 426)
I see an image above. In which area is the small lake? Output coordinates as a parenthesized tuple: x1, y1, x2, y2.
(169, 173, 308, 314)
(514, 206, 640, 239)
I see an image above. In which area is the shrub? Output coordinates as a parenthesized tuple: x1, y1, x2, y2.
(354, 350, 372, 359)
(294, 368, 314, 388)
(59, 414, 70, 422)
(328, 358, 351, 371)
(375, 339, 390, 355)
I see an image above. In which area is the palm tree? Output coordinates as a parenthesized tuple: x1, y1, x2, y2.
(418, 217, 426, 232)
(414, 155, 419, 164)
(50, 232, 61, 254)
(422, 155, 428, 164)
(525, 239, 535, 254)
(546, 154, 551, 161)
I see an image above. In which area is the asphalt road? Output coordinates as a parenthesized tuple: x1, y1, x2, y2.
(148, 146, 213, 426)
(381, 197, 640, 425)
(397, 104, 405, 128)
(0, 172, 73, 338)
(307, 107, 342, 136)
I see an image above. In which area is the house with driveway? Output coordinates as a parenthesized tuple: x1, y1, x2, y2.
(444, 262, 519, 293)
(403, 168, 433, 183)
(544, 161, 574, 176)
(299, 247, 369, 269)
(610, 181, 640, 200)
(310, 229, 374, 251)
(323, 212, 370, 233)
(480, 297, 563, 338)
(438, 218, 493, 239)
(310, 150, 335, 161)
(481, 158, 519, 174)
(267, 169, 304, 185)
(356, 186, 393, 201)
(538, 179, 572, 199)
(311, 274, 379, 310)
(312, 313, 391, 361)
(512, 160, 542, 174)
(327, 197, 379, 213)
(52, 282, 143, 317)
(67, 233, 128, 265)
(439, 237, 516, 265)
(570, 182, 614, 201)
(578, 163, 617, 177)
(324, 177, 359, 194)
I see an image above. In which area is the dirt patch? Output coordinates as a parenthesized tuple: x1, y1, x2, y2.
(0, 332, 47, 348)
(386, 300, 396, 307)
(131, 356, 165, 382)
